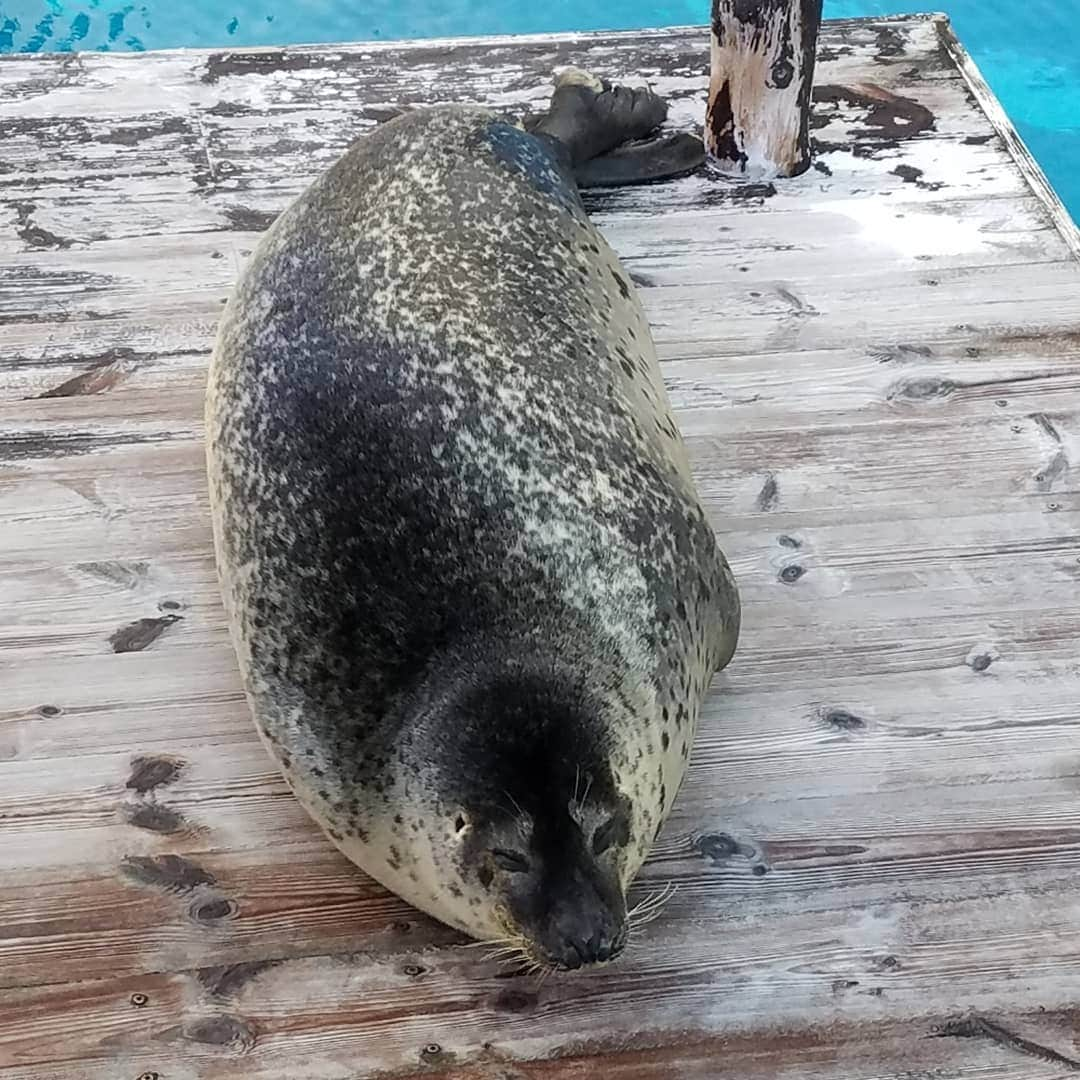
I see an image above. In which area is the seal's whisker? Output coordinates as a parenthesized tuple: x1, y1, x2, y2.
(627, 881, 678, 925)
(463, 936, 519, 950)
(629, 881, 670, 911)
(632, 890, 676, 919)
(635, 880, 678, 908)
(629, 905, 668, 928)
(484, 949, 523, 962)
(535, 963, 557, 989)
(627, 889, 665, 918)
(485, 944, 530, 962)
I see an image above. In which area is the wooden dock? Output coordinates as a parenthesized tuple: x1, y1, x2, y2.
(3, 13, 1080, 1079)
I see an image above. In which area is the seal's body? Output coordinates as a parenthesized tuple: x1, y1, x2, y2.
(207, 89, 739, 970)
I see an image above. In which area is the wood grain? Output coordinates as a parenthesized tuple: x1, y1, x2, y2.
(3, 12, 1080, 1080)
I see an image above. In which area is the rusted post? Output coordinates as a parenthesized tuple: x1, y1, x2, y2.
(706, 0, 823, 178)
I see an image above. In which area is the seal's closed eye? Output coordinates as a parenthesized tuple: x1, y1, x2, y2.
(492, 848, 530, 873)
(591, 818, 619, 855)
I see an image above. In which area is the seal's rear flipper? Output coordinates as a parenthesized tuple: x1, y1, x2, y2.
(574, 132, 706, 188)
(531, 68, 670, 168)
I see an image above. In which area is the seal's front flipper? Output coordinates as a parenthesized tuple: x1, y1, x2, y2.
(531, 67, 669, 168)
(575, 131, 706, 188)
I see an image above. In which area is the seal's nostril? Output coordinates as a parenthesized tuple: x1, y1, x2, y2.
(565, 935, 595, 967)
(565, 931, 613, 966)
(609, 929, 628, 960)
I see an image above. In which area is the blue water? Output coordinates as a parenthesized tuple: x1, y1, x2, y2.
(1, 0, 1078, 221)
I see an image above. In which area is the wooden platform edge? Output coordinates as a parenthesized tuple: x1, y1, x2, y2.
(933, 12, 1080, 260)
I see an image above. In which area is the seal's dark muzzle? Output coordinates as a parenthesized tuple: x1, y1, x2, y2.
(531, 865, 628, 970)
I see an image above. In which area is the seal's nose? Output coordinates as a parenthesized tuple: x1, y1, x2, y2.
(560, 928, 617, 968)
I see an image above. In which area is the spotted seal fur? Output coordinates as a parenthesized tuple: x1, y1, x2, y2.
(206, 71, 739, 971)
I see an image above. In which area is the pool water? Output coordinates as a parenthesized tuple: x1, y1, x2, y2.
(1, 0, 1078, 221)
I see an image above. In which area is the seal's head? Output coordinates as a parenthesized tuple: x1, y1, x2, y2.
(412, 660, 636, 971)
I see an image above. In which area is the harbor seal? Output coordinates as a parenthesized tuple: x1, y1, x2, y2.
(206, 71, 740, 972)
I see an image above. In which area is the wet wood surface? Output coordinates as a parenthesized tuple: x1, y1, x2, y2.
(3, 13, 1080, 1080)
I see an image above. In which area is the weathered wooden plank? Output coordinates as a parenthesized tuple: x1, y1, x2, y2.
(5, 1016, 1077, 1080)
(4, 600, 1080, 993)
(4, 890, 1080, 1076)
(1, 192, 1071, 401)
(5, 519, 1080, 656)
(0, 15, 1039, 269)
(3, 493, 1078, 633)
(0, 134, 1031, 267)
(4, 385, 1076, 571)
(3, 261, 1080, 424)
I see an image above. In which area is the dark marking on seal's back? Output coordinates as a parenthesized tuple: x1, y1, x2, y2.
(124, 803, 186, 834)
(609, 267, 632, 300)
(121, 854, 215, 893)
(109, 615, 181, 653)
(484, 121, 579, 210)
(127, 754, 185, 793)
(196, 960, 278, 998)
